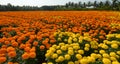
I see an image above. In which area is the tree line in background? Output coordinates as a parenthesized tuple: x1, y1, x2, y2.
(0, 0, 120, 11)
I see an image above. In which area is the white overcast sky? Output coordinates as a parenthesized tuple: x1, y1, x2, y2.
(0, 0, 107, 7)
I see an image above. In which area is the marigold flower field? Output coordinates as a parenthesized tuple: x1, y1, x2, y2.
(0, 11, 120, 64)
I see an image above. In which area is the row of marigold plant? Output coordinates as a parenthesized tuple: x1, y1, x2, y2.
(0, 11, 120, 64)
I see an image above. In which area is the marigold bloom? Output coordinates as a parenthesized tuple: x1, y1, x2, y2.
(68, 61, 74, 64)
(22, 52, 29, 60)
(111, 43, 118, 49)
(102, 58, 111, 64)
(33, 41, 38, 46)
(8, 62, 14, 64)
(76, 54, 82, 60)
(40, 45, 45, 50)
(51, 53, 58, 59)
(7, 47, 15, 52)
(8, 51, 16, 58)
(24, 47, 31, 52)
(29, 52, 36, 58)
(0, 57, 6, 63)
(12, 42, 18, 47)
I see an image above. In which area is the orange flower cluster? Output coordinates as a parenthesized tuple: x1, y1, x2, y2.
(0, 11, 120, 64)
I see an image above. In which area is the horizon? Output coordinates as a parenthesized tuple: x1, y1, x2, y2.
(0, 0, 107, 7)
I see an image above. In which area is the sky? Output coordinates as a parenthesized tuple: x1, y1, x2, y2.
(0, 0, 106, 7)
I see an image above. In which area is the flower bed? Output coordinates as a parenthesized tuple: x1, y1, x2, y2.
(0, 11, 120, 64)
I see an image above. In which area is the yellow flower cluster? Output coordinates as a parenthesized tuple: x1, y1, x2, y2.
(44, 32, 120, 64)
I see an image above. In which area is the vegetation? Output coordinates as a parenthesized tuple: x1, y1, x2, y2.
(0, 0, 120, 11)
(0, 11, 120, 64)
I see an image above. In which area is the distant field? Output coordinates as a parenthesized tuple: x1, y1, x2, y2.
(0, 11, 120, 64)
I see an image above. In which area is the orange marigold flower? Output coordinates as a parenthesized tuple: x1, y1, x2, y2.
(7, 47, 15, 52)
(0, 57, 6, 63)
(19, 44, 26, 49)
(8, 51, 16, 58)
(4, 41, 10, 45)
(33, 41, 38, 46)
(0, 48, 7, 53)
(12, 42, 18, 47)
(29, 52, 36, 58)
(22, 52, 29, 60)
(14, 62, 19, 64)
(40, 45, 45, 50)
(8, 62, 14, 64)
(30, 47, 36, 52)
(24, 47, 31, 52)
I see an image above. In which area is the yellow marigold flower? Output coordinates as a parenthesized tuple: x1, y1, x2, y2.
(79, 58, 88, 64)
(76, 54, 82, 60)
(55, 59, 60, 62)
(42, 63, 47, 64)
(110, 57, 117, 61)
(88, 57, 95, 63)
(84, 33, 89, 36)
(49, 47, 56, 52)
(51, 53, 58, 59)
(85, 44, 90, 47)
(68, 61, 74, 64)
(116, 51, 120, 55)
(102, 53, 109, 58)
(73, 46, 80, 50)
(74, 61, 79, 64)
(116, 55, 119, 59)
(97, 54, 102, 59)
(64, 54, 71, 60)
(68, 50, 74, 55)
(72, 34, 76, 38)
(68, 39, 72, 44)
(59, 43, 65, 46)
(48, 62, 53, 64)
(112, 61, 120, 64)
(59, 34, 63, 37)
(56, 46, 60, 49)
(84, 47, 89, 51)
(90, 53, 96, 58)
(76, 33, 80, 37)
(56, 50, 62, 54)
(52, 45, 57, 48)
(45, 53, 51, 58)
(73, 38, 77, 42)
(78, 50, 84, 54)
(116, 34, 120, 38)
(61, 46, 67, 51)
(58, 56, 64, 62)
(83, 37, 91, 41)
(111, 41, 118, 44)
(110, 52, 116, 57)
(78, 39, 83, 43)
(106, 34, 114, 38)
(106, 41, 111, 44)
(101, 44, 108, 49)
(111, 43, 118, 49)
(68, 47, 73, 50)
(99, 50, 106, 54)
(102, 58, 111, 64)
